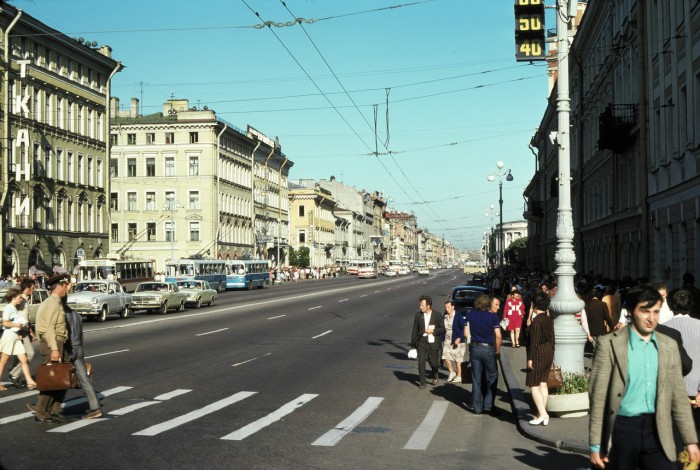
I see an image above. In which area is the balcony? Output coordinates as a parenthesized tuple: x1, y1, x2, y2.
(598, 104, 637, 153)
(523, 200, 544, 221)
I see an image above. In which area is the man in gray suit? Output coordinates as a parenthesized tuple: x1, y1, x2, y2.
(589, 285, 700, 469)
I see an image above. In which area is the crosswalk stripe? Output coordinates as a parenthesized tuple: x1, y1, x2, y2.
(48, 417, 110, 432)
(311, 397, 384, 446)
(133, 391, 257, 436)
(154, 389, 191, 401)
(0, 386, 132, 425)
(403, 401, 448, 450)
(0, 390, 38, 404)
(221, 393, 318, 441)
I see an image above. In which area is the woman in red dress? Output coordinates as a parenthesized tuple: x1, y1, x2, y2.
(504, 291, 525, 347)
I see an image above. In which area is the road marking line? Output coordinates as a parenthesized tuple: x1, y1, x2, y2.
(338, 299, 349, 302)
(312, 330, 332, 339)
(374, 291, 381, 293)
(133, 391, 257, 436)
(403, 401, 449, 450)
(311, 397, 384, 446)
(308, 306, 322, 310)
(267, 314, 286, 320)
(196, 328, 229, 336)
(85, 349, 129, 359)
(232, 353, 271, 367)
(360, 294, 368, 298)
(0, 386, 132, 425)
(155, 389, 192, 401)
(221, 394, 318, 441)
(0, 390, 38, 404)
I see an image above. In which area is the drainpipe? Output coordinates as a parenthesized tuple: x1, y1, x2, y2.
(250, 141, 260, 254)
(260, 146, 274, 258)
(216, 123, 227, 258)
(1, 8, 22, 211)
(105, 60, 123, 254)
(277, 157, 288, 267)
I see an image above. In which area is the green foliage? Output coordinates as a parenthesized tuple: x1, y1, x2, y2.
(505, 236, 528, 264)
(553, 372, 589, 395)
(288, 247, 298, 267)
(296, 246, 310, 268)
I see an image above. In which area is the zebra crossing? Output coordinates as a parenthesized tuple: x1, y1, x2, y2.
(0, 386, 454, 450)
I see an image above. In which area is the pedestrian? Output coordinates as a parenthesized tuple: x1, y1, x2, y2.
(580, 281, 615, 350)
(410, 295, 445, 389)
(589, 284, 700, 469)
(504, 290, 524, 348)
(441, 300, 466, 383)
(26, 273, 71, 424)
(526, 290, 554, 426)
(682, 273, 700, 318)
(465, 294, 501, 415)
(63, 290, 102, 419)
(656, 282, 673, 324)
(7, 278, 36, 388)
(0, 288, 37, 391)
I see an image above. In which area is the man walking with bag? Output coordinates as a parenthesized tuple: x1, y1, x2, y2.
(27, 273, 71, 424)
(410, 295, 445, 389)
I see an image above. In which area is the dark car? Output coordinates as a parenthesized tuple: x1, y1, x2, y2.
(449, 285, 490, 319)
(467, 273, 487, 287)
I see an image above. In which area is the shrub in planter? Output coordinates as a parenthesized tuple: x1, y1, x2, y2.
(552, 372, 589, 395)
(547, 372, 590, 418)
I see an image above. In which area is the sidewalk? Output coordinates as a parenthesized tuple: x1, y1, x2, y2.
(499, 342, 589, 455)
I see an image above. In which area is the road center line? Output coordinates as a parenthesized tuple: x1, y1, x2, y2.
(312, 397, 384, 446)
(85, 349, 129, 359)
(267, 314, 286, 320)
(133, 391, 257, 436)
(360, 294, 368, 297)
(403, 401, 449, 450)
(232, 353, 271, 367)
(221, 394, 318, 441)
(308, 306, 322, 310)
(196, 328, 229, 336)
(312, 330, 332, 339)
(338, 299, 349, 302)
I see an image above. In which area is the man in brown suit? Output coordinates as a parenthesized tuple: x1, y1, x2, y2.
(589, 285, 699, 469)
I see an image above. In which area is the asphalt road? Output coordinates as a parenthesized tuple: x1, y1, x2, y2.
(0, 270, 590, 469)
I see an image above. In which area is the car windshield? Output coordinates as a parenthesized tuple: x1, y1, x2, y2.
(74, 283, 107, 293)
(452, 290, 482, 301)
(136, 283, 169, 292)
(177, 282, 201, 289)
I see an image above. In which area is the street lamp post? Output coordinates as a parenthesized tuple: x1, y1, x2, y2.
(164, 194, 180, 261)
(487, 161, 513, 269)
(484, 204, 499, 268)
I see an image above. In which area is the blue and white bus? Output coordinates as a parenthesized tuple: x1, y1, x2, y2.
(164, 259, 227, 292)
(225, 259, 270, 289)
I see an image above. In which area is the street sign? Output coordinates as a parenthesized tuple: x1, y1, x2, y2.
(514, 0, 546, 62)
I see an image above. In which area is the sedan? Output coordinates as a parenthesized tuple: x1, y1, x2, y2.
(0, 287, 49, 323)
(449, 285, 490, 319)
(176, 280, 217, 308)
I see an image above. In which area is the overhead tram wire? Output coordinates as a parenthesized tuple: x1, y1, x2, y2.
(278, 0, 445, 225)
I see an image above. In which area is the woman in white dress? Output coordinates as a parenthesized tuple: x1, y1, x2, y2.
(0, 288, 37, 391)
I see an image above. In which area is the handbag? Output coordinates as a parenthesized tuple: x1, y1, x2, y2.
(35, 363, 79, 391)
(546, 363, 563, 389)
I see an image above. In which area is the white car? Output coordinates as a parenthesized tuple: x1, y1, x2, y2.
(176, 280, 217, 308)
(357, 266, 377, 279)
(67, 280, 132, 321)
(398, 267, 411, 276)
(384, 269, 397, 277)
(418, 267, 430, 276)
(131, 282, 188, 315)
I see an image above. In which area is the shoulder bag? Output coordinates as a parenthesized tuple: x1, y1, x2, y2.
(546, 363, 563, 389)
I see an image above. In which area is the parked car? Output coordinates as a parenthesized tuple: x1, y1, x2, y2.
(357, 266, 377, 279)
(398, 266, 411, 276)
(418, 267, 430, 276)
(449, 285, 490, 319)
(131, 282, 188, 314)
(67, 280, 133, 321)
(384, 269, 397, 277)
(0, 287, 49, 323)
(176, 280, 217, 308)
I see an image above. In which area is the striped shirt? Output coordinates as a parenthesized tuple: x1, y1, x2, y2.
(664, 315, 700, 396)
(619, 327, 658, 417)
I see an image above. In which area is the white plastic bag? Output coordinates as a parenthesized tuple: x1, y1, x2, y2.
(407, 348, 418, 359)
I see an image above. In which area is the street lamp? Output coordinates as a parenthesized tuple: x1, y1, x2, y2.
(484, 204, 499, 267)
(163, 194, 180, 261)
(487, 161, 513, 269)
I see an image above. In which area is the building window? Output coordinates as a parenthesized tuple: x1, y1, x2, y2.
(189, 132, 198, 143)
(33, 142, 42, 177)
(165, 221, 174, 242)
(111, 223, 118, 242)
(299, 230, 306, 243)
(189, 191, 200, 210)
(147, 222, 156, 241)
(299, 205, 305, 217)
(146, 158, 156, 177)
(87, 204, 93, 232)
(67, 152, 74, 182)
(127, 133, 136, 145)
(77, 154, 84, 184)
(67, 201, 73, 231)
(145, 192, 156, 211)
(87, 156, 94, 186)
(189, 156, 199, 176)
(127, 192, 136, 211)
(110, 159, 118, 177)
(146, 133, 155, 144)
(110, 134, 118, 146)
(57, 149, 64, 180)
(128, 223, 137, 241)
(96, 159, 103, 187)
(164, 157, 175, 176)
(45, 147, 52, 178)
(127, 158, 136, 177)
(165, 132, 174, 144)
(189, 221, 200, 241)
(110, 193, 118, 211)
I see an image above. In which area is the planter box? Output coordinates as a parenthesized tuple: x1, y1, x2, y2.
(546, 391, 589, 418)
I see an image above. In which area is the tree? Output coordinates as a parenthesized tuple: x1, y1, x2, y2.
(288, 247, 298, 267)
(505, 237, 528, 264)
(297, 246, 310, 268)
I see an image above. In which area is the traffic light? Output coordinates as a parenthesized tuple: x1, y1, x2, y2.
(514, 0, 546, 62)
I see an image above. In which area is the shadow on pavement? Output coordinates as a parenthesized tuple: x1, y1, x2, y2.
(512, 446, 590, 469)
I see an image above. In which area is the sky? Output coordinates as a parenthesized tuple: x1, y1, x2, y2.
(11, 0, 552, 251)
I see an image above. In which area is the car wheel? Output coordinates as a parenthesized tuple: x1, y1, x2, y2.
(98, 306, 108, 322)
(208, 296, 215, 307)
(195, 297, 202, 309)
(120, 305, 131, 319)
(160, 301, 168, 315)
(178, 301, 185, 312)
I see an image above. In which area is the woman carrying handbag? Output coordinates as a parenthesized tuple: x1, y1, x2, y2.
(0, 288, 37, 391)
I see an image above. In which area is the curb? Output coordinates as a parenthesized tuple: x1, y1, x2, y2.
(499, 350, 589, 455)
